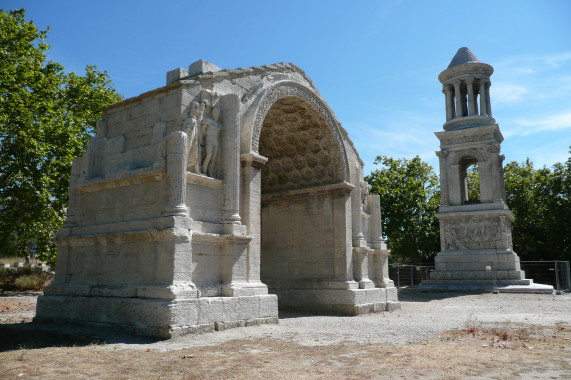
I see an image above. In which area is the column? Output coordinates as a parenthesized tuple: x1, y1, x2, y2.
(485, 82, 492, 117)
(221, 94, 242, 228)
(453, 81, 463, 118)
(163, 131, 188, 216)
(466, 78, 476, 116)
(443, 86, 454, 121)
(351, 163, 366, 247)
(368, 195, 384, 250)
(436, 150, 449, 205)
(479, 80, 488, 116)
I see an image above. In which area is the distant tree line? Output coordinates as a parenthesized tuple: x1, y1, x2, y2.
(366, 151, 571, 263)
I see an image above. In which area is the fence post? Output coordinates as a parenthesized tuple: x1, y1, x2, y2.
(555, 261, 562, 295)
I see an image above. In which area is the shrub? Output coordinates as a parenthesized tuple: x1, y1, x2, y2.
(14, 274, 46, 290)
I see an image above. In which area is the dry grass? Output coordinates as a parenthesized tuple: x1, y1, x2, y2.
(1, 324, 569, 379)
(0, 266, 52, 291)
(14, 274, 45, 290)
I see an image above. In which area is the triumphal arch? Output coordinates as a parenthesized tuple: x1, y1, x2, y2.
(36, 60, 399, 338)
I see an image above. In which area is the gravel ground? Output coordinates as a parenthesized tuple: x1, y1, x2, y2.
(1, 290, 570, 351)
(126, 291, 571, 351)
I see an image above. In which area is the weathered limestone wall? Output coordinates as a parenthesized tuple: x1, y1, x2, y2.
(261, 187, 349, 284)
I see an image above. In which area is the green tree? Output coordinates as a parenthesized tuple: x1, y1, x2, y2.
(365, 156, 440, 262)
(466, 164, 480, 202)
(503, 153, 570, 261)
(0, 9, 122, 265)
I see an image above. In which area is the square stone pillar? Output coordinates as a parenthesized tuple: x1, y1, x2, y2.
(239, 152, 269, 295)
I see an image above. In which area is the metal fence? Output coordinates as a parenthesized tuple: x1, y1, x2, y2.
(389, 264, 435, 288)
(519, 261, 570, 292)
(389, 260, 570, 291)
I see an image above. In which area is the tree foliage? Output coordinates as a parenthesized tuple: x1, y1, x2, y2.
(503, 154, 570, 261)
(365, 156, 440, 262)
(0, 9, 122, 264)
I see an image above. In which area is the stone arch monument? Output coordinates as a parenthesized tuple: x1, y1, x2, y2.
(36, 60, 399, 338)
(425, 48, 551, 292)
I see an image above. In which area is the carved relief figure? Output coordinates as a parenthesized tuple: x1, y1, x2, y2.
(360, 180, 369, 214)
(201, 105, 221, 177)
(183, 90, 222, 178)
(184, 100, 204, 173)
(442, 216, 504, 250)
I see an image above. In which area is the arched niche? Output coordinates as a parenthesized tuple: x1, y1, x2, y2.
(241, 81, 350, 183)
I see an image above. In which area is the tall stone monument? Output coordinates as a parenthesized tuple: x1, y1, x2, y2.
(35, 60, 399, 338)
(426, 47, 551, 292)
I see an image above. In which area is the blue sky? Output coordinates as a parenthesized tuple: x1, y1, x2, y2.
(4, 0, 571, 174)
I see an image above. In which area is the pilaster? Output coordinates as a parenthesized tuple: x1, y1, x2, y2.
(240, 152, 268, 286)
(436, 150, 450, 205)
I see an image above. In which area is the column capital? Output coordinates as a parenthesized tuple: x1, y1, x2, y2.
(435, 150, 449, 158)
(486, 144, 501, 153)
(240, 152, 268, 168)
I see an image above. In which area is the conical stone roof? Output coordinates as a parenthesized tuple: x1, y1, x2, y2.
(447, 47, 480, 68)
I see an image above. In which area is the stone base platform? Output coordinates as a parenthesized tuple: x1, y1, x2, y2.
(269, 287, 401, 315)
(34, 294, 279, 339)
(416, 282, 553, 294)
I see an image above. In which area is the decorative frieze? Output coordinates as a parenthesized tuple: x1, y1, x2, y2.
(440, 216, 511, 251)
(440, 132, 493, 147)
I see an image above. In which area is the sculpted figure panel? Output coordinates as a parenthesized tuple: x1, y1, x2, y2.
(442, 216, 509, 250)
(184, 100, 204, 174)
(201, 105, 221, 177)
(184, 90, 222, 177)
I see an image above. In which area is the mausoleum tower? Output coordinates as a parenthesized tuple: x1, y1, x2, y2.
(426, 47, 542, 289)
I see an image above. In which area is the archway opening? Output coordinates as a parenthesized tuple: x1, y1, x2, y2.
(459, 156, 480, 204)
(258, 96, 344, 309)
